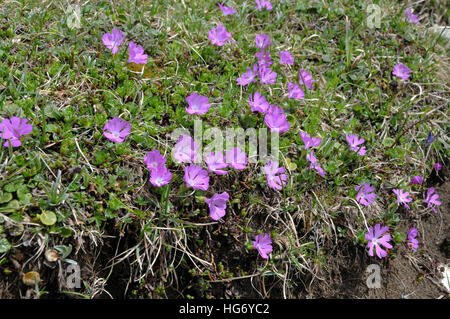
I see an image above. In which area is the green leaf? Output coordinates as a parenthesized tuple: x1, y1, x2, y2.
(94, 150, 109, 165)
(0, 200, 20, 213)
(382, 137, 395, 147)
(0, 191, 12, 204)
(54, 244, 72, 259)
(0, 238, 11, 253)
(17, 185, 31, 205)
(39, 210, 57, 226)
(107, 194, 124, 210)
(4, 178, 24, 193)
(392, 231, 406, 244)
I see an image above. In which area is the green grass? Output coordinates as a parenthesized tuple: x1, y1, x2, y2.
(0, 0, 448, 298)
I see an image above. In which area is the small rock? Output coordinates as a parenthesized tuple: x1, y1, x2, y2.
(22, 271, 40, 286)
(45, 249, 59, 262)
(429, 26, 450, 40)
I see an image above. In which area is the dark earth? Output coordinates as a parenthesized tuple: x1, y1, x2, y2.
(0, 164, 448, 299)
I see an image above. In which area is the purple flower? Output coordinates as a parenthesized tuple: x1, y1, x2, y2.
(408, 227, 418, 239)
(184, 165, 209, 191)
(392, 63, 411, 80)
(186, 93, 211, 115)
(433, 163, 442, 171)
(255, 49, 272, 68)
(264, 105, 290, 134)
(173, 134, 199, 164)
(149, 166, 172, 187)
(0, 117, 32, 147)
(225, 147, 247, 170)
(264, 161, 287, 190)
(255, 33, 271, 49)
(300, 131, 321, 149)
(237, 64, 258, 86)
(248, 92, 270, 114)
(410, 176, 423, 185)
(393, 189, 413, 210)
(205, 192, 229, 220)
(346, 134, 367, 155)
(355, 183, 376, 207)
(279, 50, 293, 65)
(255, 0, 272, 11)
(218, 3, 237, 16)
(287, 82, 305, 100)
(259, 65, 277, 84)
(253, 233, 273, 259)
(423, 187, 441, 214)
(209, 24, 235, 46)
(405, 8, 420, 24)
(365, 224, 392, 259)
(144, 149, 166, 171)
(205, 152, 229, 175)
(407, 227, 419, 251)
(128, 42, 148, 64)
(102, 29, 125, 54)
(103, 117, 131, 143)
(425, 130, 435, 145)
(298, 70, 315, 90)
(306, 150, 325, 177)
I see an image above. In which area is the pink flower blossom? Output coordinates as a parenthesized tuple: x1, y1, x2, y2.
(173, 135, 199, 164)
(128, 42, 148, 64)
(184, 165, 209, 191)
(355, 183, 376, 206)
(298, 70, 315, 90)
(264, 105, 290, 134)
(186, 93, 211, 115)
(103, 117, 131, 143)
(259, 65, 277, 84)
(423, 187, 441, 214)
(218, 3, 237, 16)
(300, 131, 321, 149)
(410, 176, 423, 185)
(149, 166, 172, 187)
(225, 147, 247, 170)
(253, 233, 273, 259)
(237, 64, 258, 86)
(255, 49, 272, 68)
(264, 161, 287, 190)
(205, 152, 229, 175)
(144, 149, 166, 171)
(365, 224, 392, 259)
(0, 116, 32, 147)
(393, 189, 413, 210)
(209, 24, 235, 46)
(255, 0, 272, 11)
(346, 134, 367, 155)
(205, 192, 229, 220)
(255, 33, 271, 49)
(287, 82, 305, 100)
(407, 227, 419, 251)
(405, 8, 420, 24)
(279, 50, 293, 65)
(102, 29, 125, 54)
(433, 163, 442, 171)
(392, 63, 411, 80)
(248, 92, 270, 114)
(306, 150, 325, 177)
